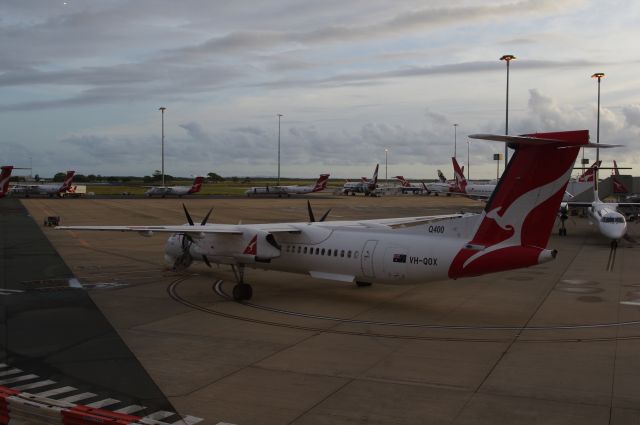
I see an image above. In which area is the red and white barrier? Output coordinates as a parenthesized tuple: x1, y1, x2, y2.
(0, 385, 195, 425)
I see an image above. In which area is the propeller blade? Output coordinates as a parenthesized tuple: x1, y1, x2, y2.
(181, 233, 193, 250)
(307, 200, 316, 222)
(182, 204, 194, 226)
(202, 255, 212, 268)
(319, 208, 332, 222)
(201, 207, 213, 225)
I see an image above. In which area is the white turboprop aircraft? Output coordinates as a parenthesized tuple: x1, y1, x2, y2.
(145, 176, 204, 198)
(59, 130, 593, 301)
(0, 166, 14, 198)
(246, 174, 330, 197)
(12, 170, 76, 197)
(342, 165, 378, 196)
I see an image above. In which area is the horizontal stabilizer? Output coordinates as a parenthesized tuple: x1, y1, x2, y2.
(469, 134, 563, 144)
(470, 134, 621, 149)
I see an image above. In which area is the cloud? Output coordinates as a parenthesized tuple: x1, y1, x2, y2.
(623, 105, 640, 127)
(0, 0, 590, 111)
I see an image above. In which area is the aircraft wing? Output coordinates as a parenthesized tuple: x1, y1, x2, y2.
(615, 202, 640, 208)
(317, 214, 467, 229)
(57, 223, 302, 235)
(566, 202, 593, 207)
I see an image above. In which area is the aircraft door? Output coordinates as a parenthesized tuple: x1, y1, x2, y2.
(361, 240, 378, 278)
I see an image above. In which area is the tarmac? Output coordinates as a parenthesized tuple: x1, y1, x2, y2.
(12, 194, 640, 424)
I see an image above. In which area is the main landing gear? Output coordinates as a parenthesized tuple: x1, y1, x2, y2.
(231, 264, 253, 301)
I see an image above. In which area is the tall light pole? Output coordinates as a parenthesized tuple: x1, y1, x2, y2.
(384, 149, 388, 185)
(159, 106, 166, 187)
(500, 54, 516, 171)
(467, 138, 470, 180)
(453, 123, 458, 158)
(277, 114, 283, 186)
(591, 73, 605, 164)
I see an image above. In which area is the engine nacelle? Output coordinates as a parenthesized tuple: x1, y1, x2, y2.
(235, 230, 281, 264)
(164, 233, 194, 270)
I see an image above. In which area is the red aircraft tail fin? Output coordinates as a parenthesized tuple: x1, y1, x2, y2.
(612, 161, 628, 193)
(577, 160, 601, 182)
(312, 174, 330, 192)
(59, 170, 75, 192)
(369, 164, 379, 191)
(0, 166, 14, 198)
(394, 176, 410, 187)
(452, 157, 467, 193)
(449, 130, 588, 278)
(188, 176, 204, 194)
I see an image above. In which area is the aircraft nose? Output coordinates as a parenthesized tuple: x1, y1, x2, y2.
(602, 222, 627, 240)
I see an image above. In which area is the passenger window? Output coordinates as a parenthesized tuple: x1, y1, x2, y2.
(340, 250, 344, 257)
(334, 249, 338, 256)
(303, 247, 307, 254)
(321, 248, 325, 255)
(315, 248, 320, 255)
(297, 246, 302, 253)
(347, 250, 351, 258)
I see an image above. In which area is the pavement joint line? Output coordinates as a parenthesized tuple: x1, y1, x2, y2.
(450, 239, 586, 424)
(607, 252, 625, 425)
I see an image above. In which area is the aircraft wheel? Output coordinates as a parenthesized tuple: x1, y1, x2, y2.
(233, 283, 253, 301)
(356, 281, 372, 287)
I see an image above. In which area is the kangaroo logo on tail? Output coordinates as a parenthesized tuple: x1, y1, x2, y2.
(612, 160, 628, 194)
(312, 174, 330, 192)
(577, 160, 601, 182)
(394, 176, 410, 187)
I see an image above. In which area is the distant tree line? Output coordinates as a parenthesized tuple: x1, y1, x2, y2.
(11, 170, 238, 183)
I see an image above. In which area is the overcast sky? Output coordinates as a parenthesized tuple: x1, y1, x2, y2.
(1, 0, 639, 179)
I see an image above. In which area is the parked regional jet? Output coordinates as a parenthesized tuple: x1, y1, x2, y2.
(145, 176, 204, 198)
(564, 161, 639, 270)
(59, 130, 592, 301)
(246, 174, 330, 197)
(11, 171, 75, 197)
(394, 176, 426, 194)
(0, 166, 14, 198)
(450, 157, 495, 200)
(342, 165, 378, 196)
